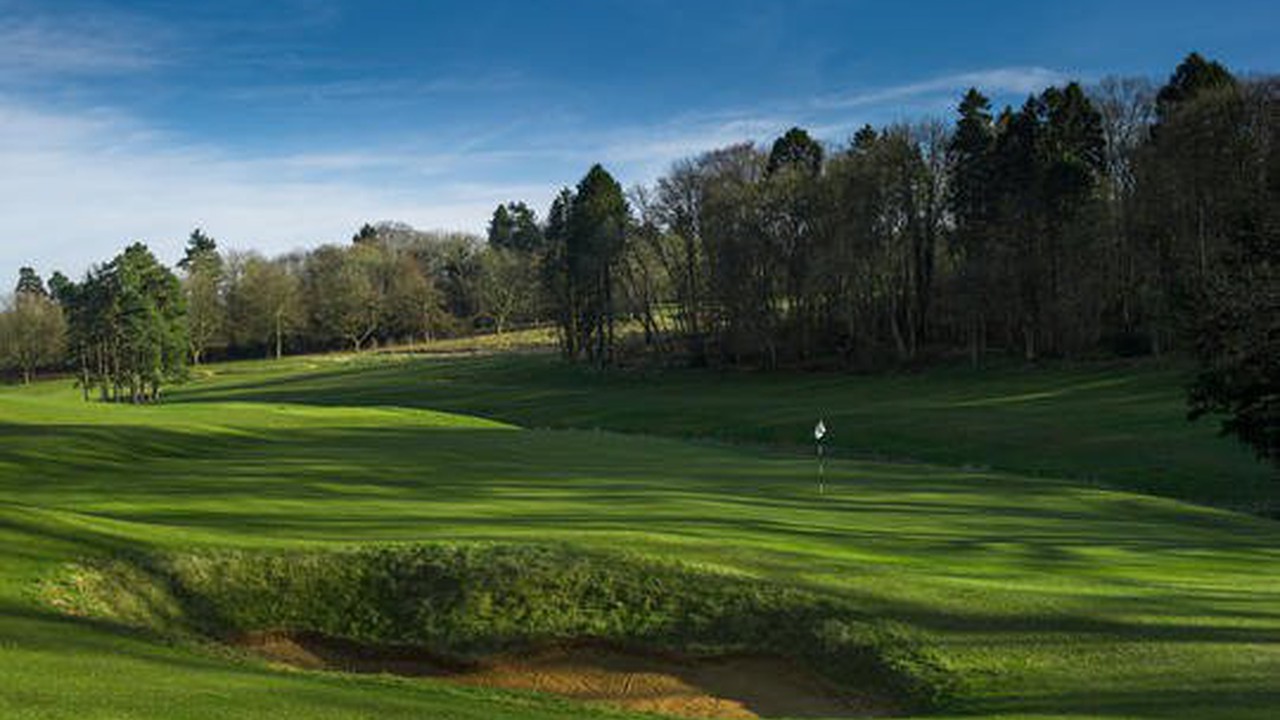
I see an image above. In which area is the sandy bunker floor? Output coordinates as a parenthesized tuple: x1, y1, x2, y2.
(238, 631, 888, 719)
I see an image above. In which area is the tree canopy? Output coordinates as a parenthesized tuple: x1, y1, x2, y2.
(52, 243, 187, 402)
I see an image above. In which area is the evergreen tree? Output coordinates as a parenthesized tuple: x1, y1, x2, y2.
(1188, 252, 1279, 465)
(1155, 52, 1238, 123)
(1138, 52, 1249, 349)
(488, 202, 545, 254)
(56, 243, 187, 402)
(352, 223, 381, 245)
(949, 88, 997, 364)
(764, 128, 826, 360)
(508, 202, 544, 253)
(541, 188, 577, 357)
(176, 228, 218, 270)
(113, 243, 189, 401)
(487, 204, 515, 248)
(766, 126, 824, 177)
(539, 167, 630, 363)
(1185, 76, 1279, 465)
(178, 228, 224, 364)
(852, 124, 878, 150)
(1040, 82, 1107, 354)
(566, 164, 629, 364)
(15, 267, 47, 297)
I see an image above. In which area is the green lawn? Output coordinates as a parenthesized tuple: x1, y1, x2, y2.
(0, 352, 1277, 719)
(177, 353, 1275, 512)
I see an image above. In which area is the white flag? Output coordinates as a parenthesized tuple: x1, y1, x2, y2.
(814, 419, 827, 441)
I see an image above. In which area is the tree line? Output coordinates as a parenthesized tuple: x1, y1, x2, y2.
(439, 56, 1274, 380)
(512, 55, 1275, 376)
(0, 53, 1273, 463)
(496, 53, 1275, 461)
(1, 223, 540, 388)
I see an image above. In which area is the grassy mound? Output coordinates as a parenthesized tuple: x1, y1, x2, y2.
(49, 543, 955, 713)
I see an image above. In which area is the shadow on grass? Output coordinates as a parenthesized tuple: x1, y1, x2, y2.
(162, 354, 1279, 514)
(2, 416, 1278, 659)
(989, 685, 1280, 719)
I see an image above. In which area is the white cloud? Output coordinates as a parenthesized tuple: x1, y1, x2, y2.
(224, 72, 527, 103)
(0, 13, 162, 80)
(815, 66, 1074, 110)
(601, 115, 785, 165)
(521, 110, 796, 184)
(0, 91, 783, 281)
(0, 98, 550, 280)
(563, 66, 1080, 183)
(0, 62, 1086, 283)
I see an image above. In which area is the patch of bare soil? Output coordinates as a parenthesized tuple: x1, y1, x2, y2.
(236, 632, 893, 718)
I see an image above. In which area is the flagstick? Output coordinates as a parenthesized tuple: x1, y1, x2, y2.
(818, 441, 825, 495)
(813, 418, 828, 496)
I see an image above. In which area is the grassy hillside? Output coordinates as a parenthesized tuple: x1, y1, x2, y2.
(0, 352, 1277, 719)
(175, 353, 1276, 512)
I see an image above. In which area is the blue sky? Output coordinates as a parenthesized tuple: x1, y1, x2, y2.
(1, 0, 1277, 279)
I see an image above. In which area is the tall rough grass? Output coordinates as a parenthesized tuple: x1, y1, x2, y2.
(56, 543, 958, 711)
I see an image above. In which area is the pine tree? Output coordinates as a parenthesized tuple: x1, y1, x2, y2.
(949, 88, 996, 364)
(1155, 52, 1238, 124)
(15, 267, 47, 297)
(766, 127, 823, 177)
(567, 164, 629, 364)
(541, 188, 577, 358)
(178, 229, 224, 364)
(487, 204, 515, 248)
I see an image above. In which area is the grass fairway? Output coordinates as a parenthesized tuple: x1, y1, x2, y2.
(1, 352, 1278, 719)
(178, 352, 1275, 512)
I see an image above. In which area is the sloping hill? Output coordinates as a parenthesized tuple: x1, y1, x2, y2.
(0, 353, 1276, 719)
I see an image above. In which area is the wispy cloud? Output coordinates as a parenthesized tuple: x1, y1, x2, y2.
(0, 98, 550, 279)
(562, 66, 1079, 182)
(815, 66, 1073, 110)
(224, 72, 527, 103)
(0, 13, 164, 80)
(0, 85, 799, 280)
(0, 15, 1084, 282)
(587, 112, 788, 180)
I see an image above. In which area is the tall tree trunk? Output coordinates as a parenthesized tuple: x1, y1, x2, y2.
(274, 308, 284, 360)
(605, 269, 615, 365)
(79, 353, 90, 402)
(969, 313, 982, 368)
(889, 293, 908, 362)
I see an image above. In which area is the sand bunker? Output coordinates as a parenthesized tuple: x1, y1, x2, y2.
(238, 631, 886, 719)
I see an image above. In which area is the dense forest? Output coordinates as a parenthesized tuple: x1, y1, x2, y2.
(1, 53, 1275, 461)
